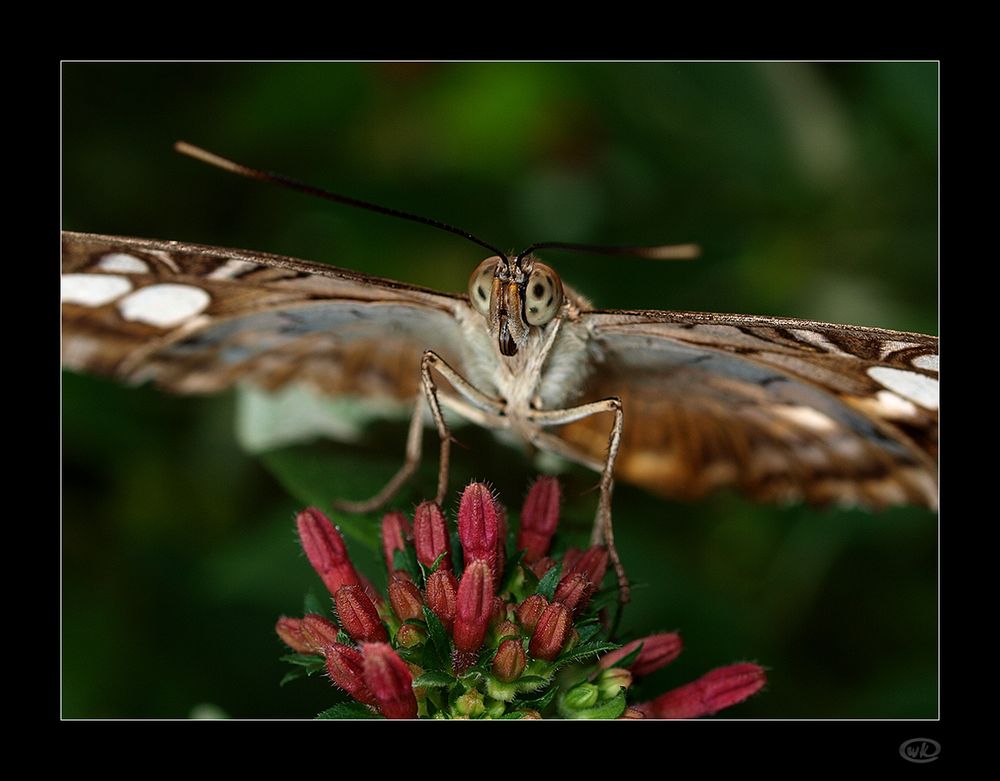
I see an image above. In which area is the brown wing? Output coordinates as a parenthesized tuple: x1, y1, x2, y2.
(61, 232, 467, 400)
(556, 310, 938, 510)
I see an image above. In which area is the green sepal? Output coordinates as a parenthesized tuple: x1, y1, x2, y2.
(485, 676, 519, 702)
(535, 562, 562, 600)
(280, 652, 325, 669)
(556, 688, 627, 720)
(553, 640, 620, 670)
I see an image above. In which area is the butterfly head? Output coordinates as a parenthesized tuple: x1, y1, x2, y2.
(468, 255, 564, 357)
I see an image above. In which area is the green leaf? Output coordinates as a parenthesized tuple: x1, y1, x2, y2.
(413, 670, 456, 688)
(280, 668, 307, 686)
(574, 618, 604, 645)
(498, 710, 530, 719)
(422, 606, 451, 669)
(393, 547, 421, 584)
(535, 562, 562, 600)
(259, 445, 383, 552)
(516, 685, 558, 712)
(316, 702, 382, 719)
(430, 551, 449, 574)
(514, 675, 549, 692)
(337, 630, 351, 645)
(280, 653, 325, 669)
(303, 591, 327, 617)
(554, 640, 619, 669)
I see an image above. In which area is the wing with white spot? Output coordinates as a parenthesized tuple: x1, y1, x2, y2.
(554, 309, 938, 509)
(61, 232, 467, 400)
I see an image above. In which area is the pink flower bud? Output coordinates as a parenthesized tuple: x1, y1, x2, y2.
(492, 638, 527, 682)
(529, 602, 571, 661)
(388, 575, 424, 622)
(517, 476, 561, 562)
(554, 572, 594, 615)
(275, 616, 312, 654)
(598, 632, 684, 676)
(458, 483, 500, 578)
(454, 560, 495, 653)
(299, 613, 341, 653)
(325, 643, 378, 707)
(381, 510, 411, 572)
(425, 569, 458, 633)
(362, 642, 418, 719)
(516, 594, 549, 634)
(637, 663, 767, 719)
(562, 547, 583, 572)
(297, 507, 362, 595)
(413, 501, 451, 571)
(335, 585, 388, 643)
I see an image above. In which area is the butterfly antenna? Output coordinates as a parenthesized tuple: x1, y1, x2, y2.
(516, 241, 700, 267)
(174, 141, 508, 260)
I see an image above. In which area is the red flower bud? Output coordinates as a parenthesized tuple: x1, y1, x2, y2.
(362, 642, 418, 719)
(529, 602, 571, 661)
(529, 556, 556, 580)
(381, 510, 411, 573)
(599, 632, 683, 676)
(494, 620, 520, 643)
(517, 476, 561, 562)
(454, 560, 495, 653)
(299, 613, 341, 653)
(492, 638, 527, 682)
(275, 616, 312, 654)
(388, 575, 424, 622)
(458, 483, 500, 578)
(637, 663, 767, 719)
(554, 572, 594, 615)
(570, 546, 609, 587)
(335, 585, 388, 643)
(297, 507, 362, 595)
(424, 569, 458, 632)
(516, 594, 549, 634)
(413, 501, 452, 571)
(325, 643, 378, 706)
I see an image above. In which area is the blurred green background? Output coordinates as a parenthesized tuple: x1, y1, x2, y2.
(62, 62, 937, 718)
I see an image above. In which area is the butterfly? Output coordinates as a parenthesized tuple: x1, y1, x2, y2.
(61, 145, 939, 601)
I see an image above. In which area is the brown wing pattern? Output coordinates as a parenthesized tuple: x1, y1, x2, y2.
(557, 311, 938, 509)
(61, 232, 467, 400)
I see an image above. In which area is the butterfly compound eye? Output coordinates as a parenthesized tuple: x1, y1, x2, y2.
(469, 257, 500, 317)
(524, 263, 563, 326)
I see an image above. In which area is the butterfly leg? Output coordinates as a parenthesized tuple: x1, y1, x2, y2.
(421, 350, 507, 504)
(331, 395, 428, 514)
(526, 397, 628, 603)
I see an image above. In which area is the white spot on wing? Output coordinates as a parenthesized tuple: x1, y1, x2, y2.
(62, 274, 133, 306)
(98, 253, 149, 273)
(912, 354, 939, 373)
(772, 404, 837, 432)
(789, 328, 850, 356)
(874, 390, 918, 418)
(118, 284, 211, 328)
(207, 259, 260, 280)
(867, 366, 938, 410)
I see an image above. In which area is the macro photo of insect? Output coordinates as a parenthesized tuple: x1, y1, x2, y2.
(62, 61, 937, 721)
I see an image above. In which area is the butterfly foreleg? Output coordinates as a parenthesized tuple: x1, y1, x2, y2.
(526, 397, 628, 604)
(421, 350, 507, 505)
